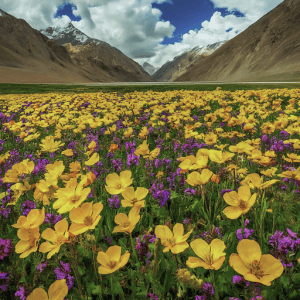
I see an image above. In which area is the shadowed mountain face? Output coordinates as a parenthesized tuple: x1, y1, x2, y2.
(152, 41, 227, 82)
(174, 0, 300, 83)
(0, 10, 155, 83)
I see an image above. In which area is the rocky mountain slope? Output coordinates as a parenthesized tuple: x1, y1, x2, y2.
(152, 41, 227, 82)
(142, 62, 159, 76)
(174, 0, 300, 82)
(0, 10, 155, 83)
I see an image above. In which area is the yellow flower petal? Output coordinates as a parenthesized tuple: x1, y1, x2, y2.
(26, 288, 48, 300)
(54, 219, 68, 235)
(106, 245, 121, 262)
(237, 240, 261, 268)
(155, 225, 173, 240)
(186, 256, 211, 269)
(48, 279, 68, 300)
(223, 206, 243, 219)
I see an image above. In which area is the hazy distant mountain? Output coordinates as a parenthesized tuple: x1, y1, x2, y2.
(152, 41, 227, 82)
(0, 10, 155, 83)
(142, 62, 159, 76)
(175, 0, 300, 82)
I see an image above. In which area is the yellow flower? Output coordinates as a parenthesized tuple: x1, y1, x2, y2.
(229, 239, 284, 286)
(278, 167, 300, 181)
(134, 139, 150, 157)
(185, 169, 213, 187)
(34, 178, 59, 206)
(208, 150, 235, 164)
(283, 153, 300, 163)
(39, 136, 65, 153)
(69, 202, 103, 236)
(261, 122, 275, 135)
(97, 245, 130, 274)
(105, 170, 133, 195)
(229, 142, 254, 155)
(112, 205, 142, 234)
(223, 185, 257, 219)
(39, 219, 69, 259)
(85, 152, 99, 166)
(186, 238, 226, 270)
(26, 279, 68, 300)
(61, 149, 73, 157)
(121, 186, 148, 208)
(12, 207, 45, 229)
(69, 202, 103, 235)
(15, 227, 40, 258)
(204, 132, 218, 145)
(53, 181, 91, 214)
(240, 173, 279, 190)
(155, 223, 193, 254)
(147, 147, 161, 160)
(124, 127, 134, 138)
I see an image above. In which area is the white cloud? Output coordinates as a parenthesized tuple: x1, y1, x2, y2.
(1, 0, 283, 70)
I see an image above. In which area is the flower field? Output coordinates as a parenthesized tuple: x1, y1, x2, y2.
(0, 86, 300, 300)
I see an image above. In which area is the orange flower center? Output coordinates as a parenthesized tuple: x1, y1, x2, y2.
(108, 261, 117, 269)
(250, 260, 266, 279)
(122, 221, 131, 228)
(29, 238, 37, 248)
(239, 200, 247, 210)
(56, 235, 66, 245)
(84, 216, 93, 226)
(132, 198, 138, 204)
(71, 195, 80, 204)
(116, 184, 122, 190)
(167, 238, 176, 247)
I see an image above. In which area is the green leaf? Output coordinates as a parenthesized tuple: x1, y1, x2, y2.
(163, 265, 175, 295)
(92, 285, 103, 296)
(170, 190, 179, 199)
(280, 275, 290, 288)
(112, 281, 124, 295)
(77, 244, 86, 256)
(78, 265, 86, 276)
(118, 237, 128, 249)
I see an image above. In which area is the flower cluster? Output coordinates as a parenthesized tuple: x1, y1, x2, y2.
(269, 228, 300, 268)
(54, 261, 75, 290)
(0, 238, 13, 260)
(135, 232, 156, 264)
(236, 219, 254, 241)
(195, 282, 214, 300)
(198, 226, 223, 244)
(20, 199, 36, 216)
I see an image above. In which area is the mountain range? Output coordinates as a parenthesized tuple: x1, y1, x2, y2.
(175, 0, 300, 82)
(152, 41, 227, 82)
(1, 0, 300, 84)
(0, 9, 155, 84)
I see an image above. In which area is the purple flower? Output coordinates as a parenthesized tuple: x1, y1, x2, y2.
(54, 261, 74, 290)
(148, 292, 159, 300)
(112, 158, 124, 172)
(108, 195, 120, 209)
(236, 219, 254, 242)
(232, 275, 243, 284)
(44, 213, 63, 225)
(0, 239, 13, 260)
(37, 261, 47, 273)
(21, 200, 36, 216)
(0, 273, 10, 292)
(15, 286, 28, 300)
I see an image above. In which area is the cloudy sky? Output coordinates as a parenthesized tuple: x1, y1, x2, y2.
(1, 0, 283, 69)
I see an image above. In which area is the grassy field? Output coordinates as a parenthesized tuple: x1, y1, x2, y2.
(1, 81, 300, 300)
(1, 82, 300, 96)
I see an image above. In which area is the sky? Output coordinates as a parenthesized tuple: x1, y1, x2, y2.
(1, 0, 283, 69)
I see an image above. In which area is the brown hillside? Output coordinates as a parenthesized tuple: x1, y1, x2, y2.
(174, 0, 300, 82)
(0, 10, 155, 84)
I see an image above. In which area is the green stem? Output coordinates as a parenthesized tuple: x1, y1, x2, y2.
(210, 271, 219, 300)
(241, 215, 245, 237)
(111, 273, 115, 300)
(130, 233, 140, 267)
